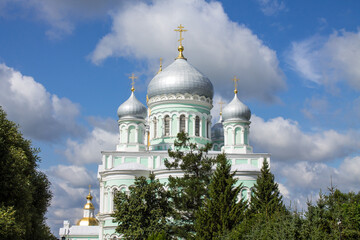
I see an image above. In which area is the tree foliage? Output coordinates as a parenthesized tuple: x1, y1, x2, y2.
(165, 132, 216, 239)
(112, 174, 172, 240)
(0, 205, 24, 239)
(195, 153, 247, 239)
(250, 159, 286, 218)
(0, 107, 55, 239)
(301, 188, 360, 239)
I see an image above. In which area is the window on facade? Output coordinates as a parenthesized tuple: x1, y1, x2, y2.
(164, 115, 170, 136)
(206, 121, 210, 138)
(195, 116, 200, 136)
(180, 115, 186, 133)
(153, 117, 157, 138)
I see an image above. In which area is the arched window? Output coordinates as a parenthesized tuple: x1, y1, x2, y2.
(206, 121, 210, 138)
(195, 116, 200, 136)
(180, 115, 186, 133)
(153, 117, 157, 138)
(164, 115, 170, 136)
(128, 126, 136, 143)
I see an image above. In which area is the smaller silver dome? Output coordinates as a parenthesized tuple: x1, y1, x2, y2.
(222, 94, 251, 121)
(211, 117, 224, 141)
(117, 92, 147, 120)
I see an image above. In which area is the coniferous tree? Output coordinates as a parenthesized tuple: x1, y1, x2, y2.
(112, 174, 172, 240)
(195, 153, 247, 239)
(165, 132, 216, 239)
(250, 159, 286, 218)
(0, 107, 55, 239)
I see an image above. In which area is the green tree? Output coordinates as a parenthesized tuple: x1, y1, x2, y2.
(165, 132, 216, 239)
(0, 206, 24, 239)
(195, 153, 247, 239)
(0, 107, 55, 239)
(225, 210, 303, 240)
(112, 174, 172, 240)
(302, 188, 360, 239)
(249, 159, 286, 218)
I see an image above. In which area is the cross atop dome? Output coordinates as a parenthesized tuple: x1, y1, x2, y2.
(129, 73, 138, 92)
(174, 24, 187, 60)
(218, 100, 225, 116)
(175, 24, 187, 46)
(232, 76, 240, 94)
(157, 57, 163, 74)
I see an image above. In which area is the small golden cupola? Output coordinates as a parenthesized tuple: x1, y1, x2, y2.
(77, 185, 99, 226)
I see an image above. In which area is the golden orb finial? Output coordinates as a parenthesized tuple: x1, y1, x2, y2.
(174, 24, 187, 60)
(86, 184, 93, 200)
(129, 73, 138, 92)
(232, 76, 240, 94)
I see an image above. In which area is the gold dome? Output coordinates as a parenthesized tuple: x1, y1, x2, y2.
(76, 185, 99, 226)
(76, 217, 99, 226)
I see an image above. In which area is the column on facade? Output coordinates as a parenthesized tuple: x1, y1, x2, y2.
(125, 126, 129, 144)
(224, 126, 228, 145)
(135, 125, 139, 143)
(104, 191, 108, 213)
(100, 182, 104, 213)
(185, 115, 189, 133)
(109, 189, 114, 213)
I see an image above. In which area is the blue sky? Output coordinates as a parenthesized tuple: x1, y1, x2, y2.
(1, 0, 360, 235)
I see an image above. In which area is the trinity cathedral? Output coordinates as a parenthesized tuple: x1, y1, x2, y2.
(59, 25, 270, 239)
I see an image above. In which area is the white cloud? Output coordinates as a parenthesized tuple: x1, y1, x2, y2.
(256, 0, 287, 16)
(46, 164, 99, 234)
(288, 29, 360, 90)
(277, 156, 360, 207)
(90, 0, 286, 102)
(0, 63, 84, 141)
(48, 165, 96, 188)
(64, 123, 118, 164)
(251, 115, 360, 162)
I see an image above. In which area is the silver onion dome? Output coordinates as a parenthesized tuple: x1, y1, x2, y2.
(147, 59, 214, 99)
(211, 116, 224, 141)
(222, 94, 251, 121)
(117, 92, 147, 120)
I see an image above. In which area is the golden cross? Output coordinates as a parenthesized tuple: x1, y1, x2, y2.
(174, 24, 187, 46)
(157, 57, 163, 74)
(232, 76, 240, 94)
(88, 185, 91, 194)
(218, 100, 225, 115)
(129, 73, 138, 92)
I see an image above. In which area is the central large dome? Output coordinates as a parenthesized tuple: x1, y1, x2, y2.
(147, 58, 214, 99)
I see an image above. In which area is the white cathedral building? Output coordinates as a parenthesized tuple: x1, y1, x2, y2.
(60, 25, 270, 240)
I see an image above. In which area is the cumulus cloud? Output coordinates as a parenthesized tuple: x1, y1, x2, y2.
(64, 119, 118, 164)
(90, 0, 286, 102)
(0, 63, 84, 141)
(46, 165, 99, 234)
(251, 115, 360, 162)
(276, 156, 360, 209)
(288, 29, 360, 90)
(256, 0, 287, 16)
